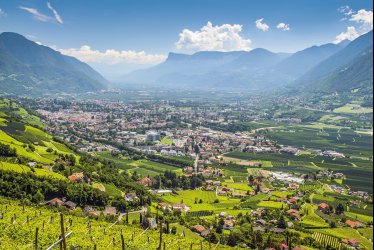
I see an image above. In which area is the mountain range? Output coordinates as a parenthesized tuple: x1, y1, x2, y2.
(0, 32, 108, 95)
(0, 31, 372, 95)
(122, 31, 373, 93)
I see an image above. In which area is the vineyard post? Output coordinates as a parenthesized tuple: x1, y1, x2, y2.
(121, 234, 125, 250)
(200, 241, 202, 250)
(157, 221, 163, 250)
(163, 242, 166, 250)
(60, 214, 67, 250)
(34, 227, 39, 250)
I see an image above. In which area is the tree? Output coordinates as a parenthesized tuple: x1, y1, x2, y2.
(336, 203, 344, 215)
(33, 190, 44, 203)
(278, 215, 287, 229)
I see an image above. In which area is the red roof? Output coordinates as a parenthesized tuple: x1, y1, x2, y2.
(345, 220, 362, 228)
(318, 203, 329, 209)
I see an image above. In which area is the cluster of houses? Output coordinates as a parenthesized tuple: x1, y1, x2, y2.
(43, 197, 119, 217)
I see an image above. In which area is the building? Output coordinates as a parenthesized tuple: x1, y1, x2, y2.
(68, 172, 84, 182)
(342, 238, 360, 247)
(146, 131, 161, 141)
(318, 203, 330, 213)
(345, 220, 363, 228)
(45, 198, 64, 207)
(172, 204, 189, 212)
(104, 206, 117, 216)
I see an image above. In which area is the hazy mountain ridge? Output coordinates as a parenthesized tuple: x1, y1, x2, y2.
(0, 32, 108, 95)
(121, 40, 354, 90)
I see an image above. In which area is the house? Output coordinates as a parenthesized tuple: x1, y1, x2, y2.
(158, 202, 170, 211)
(318, 203, 330, 213)
(213, 181, 222, 186)
(45, 198, 64, 207)
(287, 209, 300, 220)
(287, 198, 298, 204)
(277, 197, 288, 202)
(68, 172, 84, 182)
(192, 225, 205, 234)
(139, 177, 152, 187)
(342, 238, 360, 247)
(217, 190, 227, 196)
(279, 240, 289, 250)
(83, 206, 100, 216)
(172, 204, 189, 212)
(103, 206, 117, 216)
(125, 192, 138, 201)
(64, 201, 77, 210)
(345, 220, 363, 228)
(223, 219, 234, 230)
(146, 218, 158, 229)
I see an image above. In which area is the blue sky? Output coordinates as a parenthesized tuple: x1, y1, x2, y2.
(0, 0, 372, 78)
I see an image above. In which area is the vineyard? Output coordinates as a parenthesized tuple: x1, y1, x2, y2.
(0, 199, 233, 250)
(187, 210, 214, 217)
(312, 232, 346, 250)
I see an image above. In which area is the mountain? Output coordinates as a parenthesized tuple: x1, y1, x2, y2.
(120, 41, 355, 90)
(296, 31, 373, 88)
(0, 32, 107, 95)
(121, 49, 293, 90)
(275, 42, 348, 77)
(306, 45, 373, 92)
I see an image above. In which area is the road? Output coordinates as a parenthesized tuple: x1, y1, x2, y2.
(118, 206, 147, 221)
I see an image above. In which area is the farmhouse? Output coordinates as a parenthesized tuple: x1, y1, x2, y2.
(125, 192, 138, 201)
(345, 220, 363, 228)
(45, 198, 64, 207)
(172, 203, 189, 212)
(68, 172, 84, 182)
(103, 206, 117, 216)
(342, 238, 360, 247)
(192, 225, 205, 234)
(318, 203, 330, 213)
(83, 206, 100, 216)
(64, 201, 77, 210)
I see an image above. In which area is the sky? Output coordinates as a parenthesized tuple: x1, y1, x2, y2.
(0, 0, 372, 79)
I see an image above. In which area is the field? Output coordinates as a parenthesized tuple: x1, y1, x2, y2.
(0, 198, 233, 250)
(224, 150, 373, 193)
(96, 153, 183, 177)
(316, 228, 373, 250)
(333, 103, 373, 114)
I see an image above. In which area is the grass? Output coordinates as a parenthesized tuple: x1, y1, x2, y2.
(345, 212, 373, 223)
(257, 201, 284, 209)
(160, 137, 173, 145)
(301, 204, 329, 228)
(0, 162, 66, 180)
(333, 103, 373, 114)
(102, 183, 123, 197)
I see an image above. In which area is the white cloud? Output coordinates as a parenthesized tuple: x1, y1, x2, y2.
(19, 6, 54, 22)
(54, 45, 167, 65)
(0, 8, 6, 18)
(255, 18, 269, 31)
(333, 26, 359, 44)
(350, 9, 373, 30)
(338, 5, 354, 16)
(175, 21, 251, 52)
(276, 23, 290, 31)
(47, 2, 63, 24)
